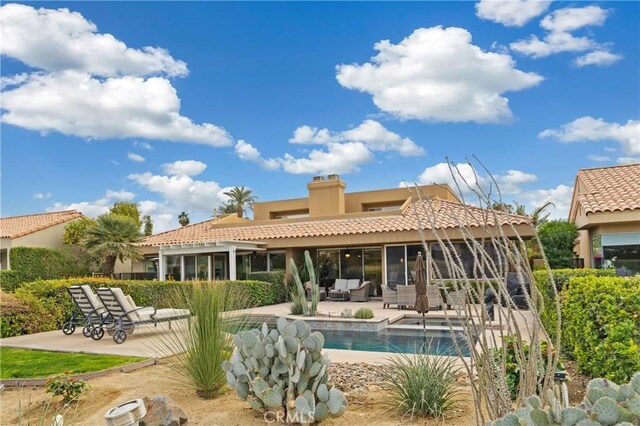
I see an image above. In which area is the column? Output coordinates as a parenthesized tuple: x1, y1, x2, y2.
(228, 246, 237, 280)
(158, 248, 165, 280)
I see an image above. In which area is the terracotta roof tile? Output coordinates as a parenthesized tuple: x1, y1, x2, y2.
(141, 199, 530, 247)
(0, 210, 85, 239)
(575, 164, 640, 215)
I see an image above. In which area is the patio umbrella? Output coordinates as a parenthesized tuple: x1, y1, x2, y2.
(413, 252, 429, 330)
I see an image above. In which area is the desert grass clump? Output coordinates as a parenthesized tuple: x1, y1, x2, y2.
(382, 349, 461, 420)
(152, 282, 249, 399)
(354, 307, 374, 319)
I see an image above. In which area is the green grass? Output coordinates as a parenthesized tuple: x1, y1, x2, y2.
(0, 347, 146, 379)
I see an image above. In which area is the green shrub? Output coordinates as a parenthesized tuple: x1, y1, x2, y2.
(533, 269, 616, 344)
(537, 221, 578, 269)
(0, 270, 29, 292)
(563, 276, 640, 382)
(354, 307, 374, 319)
(46, 372, 89, 403)
(2, 277, 279, 338)
(382, 346, 461, 419)
(248, 271, 287, 303)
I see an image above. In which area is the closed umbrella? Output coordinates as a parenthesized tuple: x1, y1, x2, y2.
(413, 252, 429, 330)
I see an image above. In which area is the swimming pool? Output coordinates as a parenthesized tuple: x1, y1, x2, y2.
(229, 316, 472, 356)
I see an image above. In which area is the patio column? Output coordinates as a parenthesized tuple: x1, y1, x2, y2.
(158, 248, 165, 280)
(180, 255, 185, 281)
(228, 246, 237, 280)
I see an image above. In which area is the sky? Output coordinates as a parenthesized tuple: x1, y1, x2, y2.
(1, 1, 638, 232)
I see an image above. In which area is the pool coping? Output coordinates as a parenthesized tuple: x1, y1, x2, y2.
(0, 357, 157, 387)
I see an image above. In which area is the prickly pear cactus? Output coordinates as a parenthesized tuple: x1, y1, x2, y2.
(222, 318, 347, 423)
(486, 372, 640, 426)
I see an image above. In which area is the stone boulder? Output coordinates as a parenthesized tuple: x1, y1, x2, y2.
(140, 396, 187, 426)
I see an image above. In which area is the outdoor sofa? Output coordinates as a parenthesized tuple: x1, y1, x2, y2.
(327, 278, 370, 301)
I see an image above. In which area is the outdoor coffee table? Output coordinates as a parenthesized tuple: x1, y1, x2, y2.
(328, 290, 350, 301)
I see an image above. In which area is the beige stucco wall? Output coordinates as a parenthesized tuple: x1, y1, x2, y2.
(113, 246, 158, 274)
(11, 221, 70, 250)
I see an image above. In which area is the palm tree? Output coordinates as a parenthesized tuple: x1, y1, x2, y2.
(223, 186, 256, 218)
(83, 214, 143, 276)
(532, 202, 555, 226)
(216, 202, 238, 216)
(178, 211, 190, 227)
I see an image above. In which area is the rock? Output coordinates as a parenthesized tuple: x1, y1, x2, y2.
(140, 396, 188, 426)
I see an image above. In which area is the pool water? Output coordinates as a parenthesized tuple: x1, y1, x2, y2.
(392, 317, 468, 328)
(229, 318, 472, 356)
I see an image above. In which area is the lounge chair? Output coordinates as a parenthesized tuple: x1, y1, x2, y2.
(350, 281, 371, 302)
(382, 285, 397, 309)
(328, 279, 350, 301)
(426, 285, 445, 310)
(446, 287, 468, 310)
(304, 281, 327, 301)
(397, 285, 416, 310)
(63, 285, 111, 337)
(96, 287, 190, 344)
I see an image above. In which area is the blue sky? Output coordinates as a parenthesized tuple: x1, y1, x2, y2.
(1, 1, 638, 231)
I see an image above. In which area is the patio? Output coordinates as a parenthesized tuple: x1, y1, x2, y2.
(0, 299, 535, 363)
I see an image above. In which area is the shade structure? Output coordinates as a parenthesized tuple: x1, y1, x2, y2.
(413, 252, 429, 317)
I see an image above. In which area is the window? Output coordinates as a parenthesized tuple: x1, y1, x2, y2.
(431, 241, 501, 279)
(184, 255, 210, 280)
(165, 255, 181, 280)
(269, 252, 286, 271)
(364, 248, 382, 296)
(236, 254, 250, 280)
(251, 253, 268, 272)
(385, 246, 406, 289)
(594, 232, 640, 274)
(340, 249, 363, 280)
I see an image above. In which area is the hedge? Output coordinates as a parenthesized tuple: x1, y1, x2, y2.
(0, 277, 282, 338)
(563, 276, 640, 382)
(533, 268, 615, 344)
(0, 247, 91, 292)
(247, 271, 287, 304)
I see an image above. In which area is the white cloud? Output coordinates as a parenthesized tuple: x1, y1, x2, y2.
(495, 170, 538, 195)
(105, 189, 136, 200)
(127, 152, 146, 163)
(0, 4, 187, 78)
(574, 50, 622, 68)
(162, 160, 208, 176)
(519, 184, 574, 219)
(111, 160, 120, 166)
(539, 117, 640, 161)
(475, 0, 551, 27)
(235, 140, 281, 171)
(1, 71, 233, 146)
(128, 172, 229, 214)
(290, 120, 425, 156)
(415, 162, 483, 194)
(0, 4, 233, 147)
(587, 154, 612, 162)
(33, 192, 52, 199)
(336, 26, 543, 123)
(134, 141, 153, 150)
(617, 157, 640, 165)
(510, 6, 620, 64)
(510, 32, 596, 58)
(47, 189, 135, 218)
(280, 142, 374, 175)
(540, 6, 609, 33)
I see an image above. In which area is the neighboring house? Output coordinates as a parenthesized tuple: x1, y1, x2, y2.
(131, 175, 533, 293)
(569, 164, 640, 274)
(0, 210, 86, 270)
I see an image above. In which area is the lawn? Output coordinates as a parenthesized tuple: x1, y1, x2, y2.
(0, 347, 146, 379)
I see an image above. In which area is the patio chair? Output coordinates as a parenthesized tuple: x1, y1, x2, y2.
(382, 285, 397, 309)
(397, 285, 416, 310)
(63, 285, 112, 337)
(446, 287, 468, 310)
(426, 285, 444, 310)
(350, 281, 371, 302)
(304, 281, 327, 301)
(328, 278, 350, 301)
(96, 287, 190, 344)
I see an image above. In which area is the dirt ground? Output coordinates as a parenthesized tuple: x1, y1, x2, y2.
(0, 361, 475, 426)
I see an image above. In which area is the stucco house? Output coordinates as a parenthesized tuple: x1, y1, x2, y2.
(124, 175, 534, 293)
(0, 210, 86, 270)
(569, 164, 640, 274)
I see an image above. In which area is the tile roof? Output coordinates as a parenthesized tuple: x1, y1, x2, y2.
(573, 163, 640, 216)
(0, 210, 85, 239)
(141, 199, 531, 247)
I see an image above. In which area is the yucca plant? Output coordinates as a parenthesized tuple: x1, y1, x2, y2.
(382, 345, 462, 420)
(152, 282, 249, 398)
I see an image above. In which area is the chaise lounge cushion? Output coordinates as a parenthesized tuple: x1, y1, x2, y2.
(333, 279, 348, 291)
(137, 308, 190, 322)
(81, 285, 103, 311)
(346, 279, 361, 290)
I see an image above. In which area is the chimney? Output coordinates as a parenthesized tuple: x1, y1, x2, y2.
(307, 175, 346, 217)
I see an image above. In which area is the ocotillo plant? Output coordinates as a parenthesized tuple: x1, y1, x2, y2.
(289, 250, 320, 317)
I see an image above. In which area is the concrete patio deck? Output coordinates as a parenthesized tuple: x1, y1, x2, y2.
(0, 300, 535, 363)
